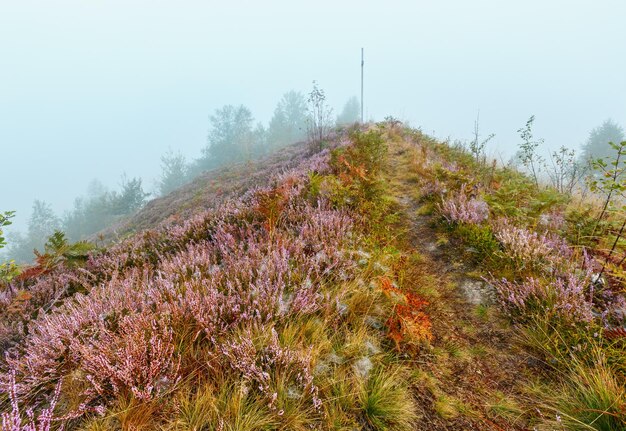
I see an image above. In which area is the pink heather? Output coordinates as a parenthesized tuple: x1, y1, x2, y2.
(0, 145, 351, 421)
(439, 187, 489, 225)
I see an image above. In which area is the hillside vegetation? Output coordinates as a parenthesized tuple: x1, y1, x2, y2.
(2, 123, 626, 430)
(95, 140, 318, 242)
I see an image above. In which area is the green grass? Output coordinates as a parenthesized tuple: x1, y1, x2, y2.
(358, 366, 417, 431)
(486, 393, 524, 425)
(535, 351, 626, 430)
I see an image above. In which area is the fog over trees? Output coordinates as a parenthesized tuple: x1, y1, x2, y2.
(1, 0, 624, 261)
(1, 83, 343, 262)
(581, 120, 625, 163)
(337, 96, 361, 126)
(268, 91, 309, 150)
(158, 150, 189, 196)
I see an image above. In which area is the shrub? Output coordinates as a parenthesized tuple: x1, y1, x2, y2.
(0, 211, 20, 284)
(74, 313, 180, 402)
(515, 115, 544, 188)
(348, 130, 387, 177)
(0, 212, 15, 252)
(565, 205, 605, 247)
(439, 187, 489, 225)
(306, 81, 333, 151)
(330, 130, 388, 205)
(492, 219, 572, 272)
(220, 327, 321, 415)
(490, 272, 594, 323)
(537, 210, 566, 232)
(455, 223, 500, 263)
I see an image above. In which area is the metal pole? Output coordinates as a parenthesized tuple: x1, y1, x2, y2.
(360, 48, 364, 124)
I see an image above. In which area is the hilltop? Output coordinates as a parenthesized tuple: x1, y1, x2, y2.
(1, 123, 625, 430)
(94, 139, 318, 241)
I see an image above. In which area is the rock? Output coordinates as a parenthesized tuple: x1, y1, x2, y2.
(354, 357, 373, 379)
(365, 316, 383, 330)
(364, 340, 381, 355)
(426, 242, 438, 252)
(287, 385, 302, 399)
(314, 361, 330, 376)
(459, 278, 495, 305)
(327, 351, 344, 365)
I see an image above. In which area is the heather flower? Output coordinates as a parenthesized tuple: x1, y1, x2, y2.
(0, 137, 361, 426)
(220, 328, 321, 412)
(439, 187, 489, 224)
(0, 142, 344, 352)
(421, 178, 447, 198)
(537, 211, 566, 232)
(492, 219, 572, 270)
(441, 161, 460, 173)
(73, 313, 180, 402)
(1, 370, 62, 431)
(490, 271, 594, 323)
(3, 196, 354, 419)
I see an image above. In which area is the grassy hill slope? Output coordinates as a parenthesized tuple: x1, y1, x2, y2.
(2, 124, 625, 430)
(95, 139, 330, 242)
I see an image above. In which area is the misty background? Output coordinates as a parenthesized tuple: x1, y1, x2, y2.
(1, 0, 624, 244)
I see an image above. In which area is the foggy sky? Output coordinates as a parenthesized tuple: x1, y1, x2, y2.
(1, 0, 625, 233)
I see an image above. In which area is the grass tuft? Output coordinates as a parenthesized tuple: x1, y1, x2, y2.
(358, 366, 417, 431)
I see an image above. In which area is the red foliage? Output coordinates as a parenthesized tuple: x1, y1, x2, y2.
(337, 154, 368, 185)
(15, 253, 54, 282)
(254, 183, 292, 235)
(380, 277, 432, 348)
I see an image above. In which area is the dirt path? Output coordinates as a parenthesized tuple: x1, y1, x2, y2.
(385, 136, 538, 430)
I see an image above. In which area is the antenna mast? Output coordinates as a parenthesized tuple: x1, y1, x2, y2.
(360, 47, 364, 124)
